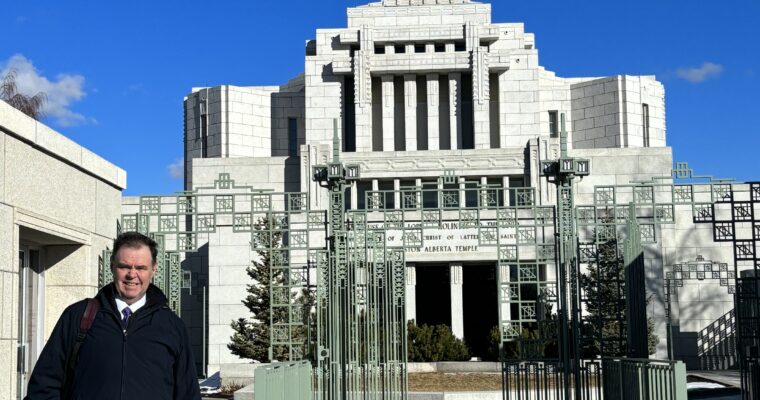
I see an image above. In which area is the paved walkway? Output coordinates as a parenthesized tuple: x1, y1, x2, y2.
(688, 370, 742, 388)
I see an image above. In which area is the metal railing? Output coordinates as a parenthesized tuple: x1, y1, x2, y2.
(602, 358, 687, 400)
(254, 361, 312, 400)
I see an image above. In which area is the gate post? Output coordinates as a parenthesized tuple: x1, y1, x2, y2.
(539, 114, 590, 399)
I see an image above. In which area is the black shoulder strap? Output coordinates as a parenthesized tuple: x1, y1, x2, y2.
(63, 298, 99, 399)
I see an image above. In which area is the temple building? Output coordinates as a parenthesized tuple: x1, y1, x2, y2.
(158, 0, 729, 374)
(1, 3, 753, 398)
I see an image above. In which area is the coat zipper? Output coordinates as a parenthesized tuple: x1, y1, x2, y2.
(121, 327, 127, 400)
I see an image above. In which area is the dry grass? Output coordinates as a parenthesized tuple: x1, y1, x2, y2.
(408, 372, 502, 392)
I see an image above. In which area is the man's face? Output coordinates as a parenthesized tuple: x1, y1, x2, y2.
(112, 245, 156, 304)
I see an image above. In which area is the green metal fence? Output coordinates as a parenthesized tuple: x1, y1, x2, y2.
(602, 358, 687, 400)
(254, 361, 313, 400)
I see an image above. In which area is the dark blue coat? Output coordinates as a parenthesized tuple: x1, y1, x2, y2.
(25, 284, 201, 400)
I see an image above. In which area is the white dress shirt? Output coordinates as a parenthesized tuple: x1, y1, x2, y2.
(115, 294, 147, 315)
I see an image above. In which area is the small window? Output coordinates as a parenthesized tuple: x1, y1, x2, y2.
(394, 44, 406, 54)
(288, 118, 298, 156)
(357, 181, 372, 209)
(422, 181, 438, 209)
(548, 111, 559, 137)
(434, 43, 445, 53)
(454, 42, 466, 52)
(414, 44, 426, 53)
(200, 114, 208, 158)
(374, 45, 386, 54)
(642, 104, 650, 147)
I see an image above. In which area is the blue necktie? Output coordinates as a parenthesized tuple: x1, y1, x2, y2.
(121, 307, 132, 330)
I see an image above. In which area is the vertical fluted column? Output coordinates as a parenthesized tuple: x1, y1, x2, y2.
(382, 75, 395, 151)
(473, 46, 491, 149)
(426, 73, 440, 151)
(448, 72, 462, 150)
(354, 26, 373, 152)
(404, 74, 417, 151)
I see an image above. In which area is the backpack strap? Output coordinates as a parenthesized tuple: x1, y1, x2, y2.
(63, 298, 99, 399)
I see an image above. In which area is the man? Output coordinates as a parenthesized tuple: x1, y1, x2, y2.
(25, 232, 201, 400)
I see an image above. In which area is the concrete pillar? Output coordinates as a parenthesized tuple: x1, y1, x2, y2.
(415, 178, 423, 208)
(499, 262, 511, 322)
(502, 176, 510, 207)
(473, 85, 491, 149)
(351, 181, 358, 210)
(458, 177, 466, 207)
(426, 73, 440, 151)
(355, 104, 372, 152)
(404, 74, 417, 151)
(382, 75, 395, 152)
(448, 72, 462, 150)
(371, 179, 379, 209)
(406, 263, 417, 322)
(450, 263, 464, 339)
(394, 179, 401, 210)
(481, 176, 488, 208)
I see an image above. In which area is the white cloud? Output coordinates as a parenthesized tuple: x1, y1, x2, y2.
(1, 54, 91, 127)
(675, 62, 723, 83)
(167, 158, 184, 180)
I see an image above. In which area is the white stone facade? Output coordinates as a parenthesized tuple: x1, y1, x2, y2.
(175, 0, 735, 374)
(0, 101, 125, 400)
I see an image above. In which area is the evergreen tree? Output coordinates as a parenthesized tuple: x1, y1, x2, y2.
(580, 237, 659, 357)
(228, 219, 288, 362)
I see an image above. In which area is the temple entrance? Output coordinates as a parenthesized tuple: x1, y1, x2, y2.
(415, 264, 451, 327)
(463, 264, 498, 359)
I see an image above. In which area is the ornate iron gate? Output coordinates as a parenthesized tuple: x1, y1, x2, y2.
(312, 123, 408, 400)
(99, 116, 760, 398)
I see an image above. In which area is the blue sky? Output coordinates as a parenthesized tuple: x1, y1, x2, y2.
(2, 0, 758, 195)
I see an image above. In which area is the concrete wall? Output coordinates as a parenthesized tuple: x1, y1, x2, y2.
(571, 76, 666, 149)
(0, 101, 124, 400)
(194, 156, 300, 373)
(571, 147, 674, 359)
(184, 82, 305, 189)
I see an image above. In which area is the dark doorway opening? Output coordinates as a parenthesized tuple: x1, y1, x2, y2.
(415, 265, 451, 327)
(464, 264, 498, 358)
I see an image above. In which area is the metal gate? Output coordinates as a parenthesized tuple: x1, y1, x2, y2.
(737, 277, 759, 400)
(99, 117, 760, 399)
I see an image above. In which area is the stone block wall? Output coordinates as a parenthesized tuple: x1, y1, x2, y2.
(571, 75, 666, 149)
(305, 29, 347, 147)
(347, 1, 490, 27)
(0, 101, 124, 399)
(184, 83, 305, 189)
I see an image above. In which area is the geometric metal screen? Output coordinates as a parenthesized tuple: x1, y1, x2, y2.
(99, 117, 758, 398)
(667, 256, 737, 370)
